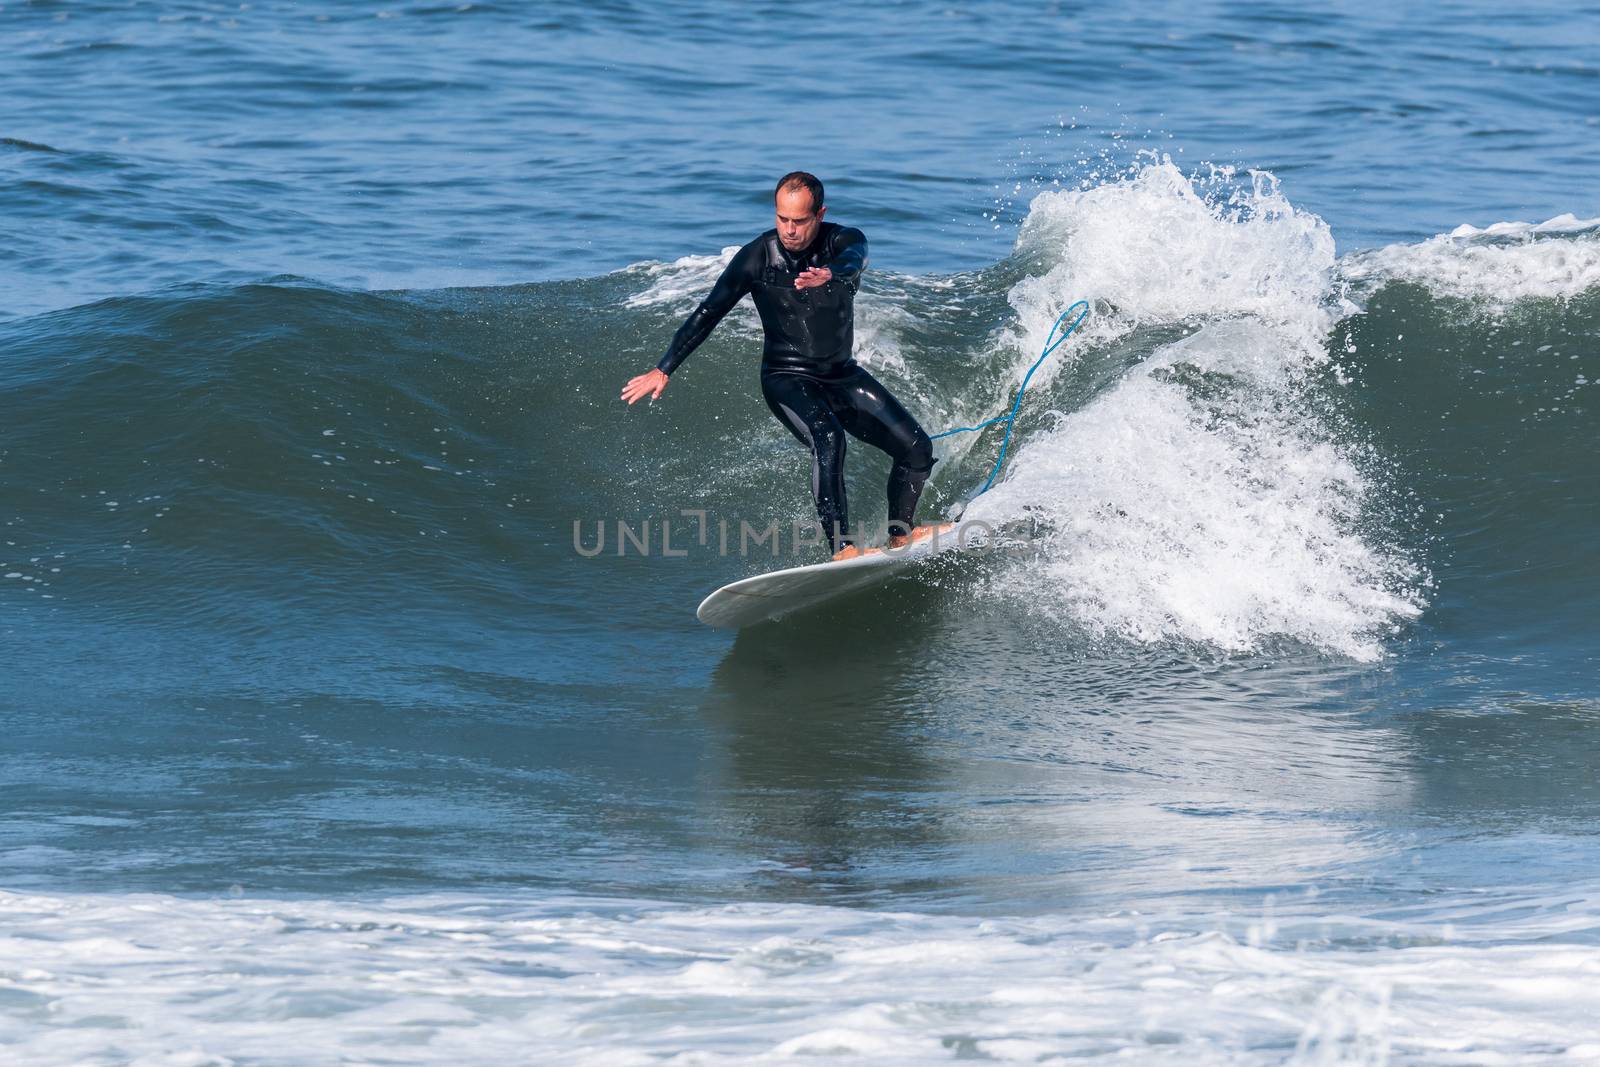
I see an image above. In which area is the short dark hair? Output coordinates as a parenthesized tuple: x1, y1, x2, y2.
(774, 171, 824, 213)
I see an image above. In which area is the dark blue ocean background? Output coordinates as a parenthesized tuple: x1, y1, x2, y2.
(3, 2, 1598, 1062)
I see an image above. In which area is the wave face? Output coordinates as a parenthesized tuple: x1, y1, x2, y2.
(11, 163, 1592, 674)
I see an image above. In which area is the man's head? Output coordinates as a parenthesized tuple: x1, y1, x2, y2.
(774, 172, 826, 251)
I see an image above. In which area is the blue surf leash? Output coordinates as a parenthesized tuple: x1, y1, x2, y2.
(931, 299, 1089, 496)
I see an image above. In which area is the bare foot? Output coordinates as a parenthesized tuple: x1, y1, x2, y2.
(886, 521, 957, 549)
(831, 544, 868, 561)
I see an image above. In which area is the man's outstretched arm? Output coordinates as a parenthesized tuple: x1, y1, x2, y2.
(659, 243, 760, 376)
(622, 242, 758, 405)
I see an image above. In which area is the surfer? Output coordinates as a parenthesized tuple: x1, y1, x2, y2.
(621, 172, 949, 561)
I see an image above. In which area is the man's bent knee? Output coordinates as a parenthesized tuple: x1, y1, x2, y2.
(901, 432, 934, 473)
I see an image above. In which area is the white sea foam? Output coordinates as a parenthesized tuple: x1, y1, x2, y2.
(2, 887, 1596, 1066)
(621, 246, 744, 312)
(968, 321, 1422, 661)
(1341, 213, 1600, 303)
(967, 162, 1420, 660)
(1006, 161, 1339, 368)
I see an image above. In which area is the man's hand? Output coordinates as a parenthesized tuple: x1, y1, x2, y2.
(795, 267, 832, 289)
(621, 368, 669, 405)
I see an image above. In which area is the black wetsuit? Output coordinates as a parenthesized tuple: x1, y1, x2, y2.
(657, 222, 934, 551)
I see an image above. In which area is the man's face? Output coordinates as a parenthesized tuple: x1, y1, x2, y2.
(775, 187, 826, 251)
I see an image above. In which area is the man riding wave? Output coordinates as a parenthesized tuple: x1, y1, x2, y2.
(622, 171, 950, 560)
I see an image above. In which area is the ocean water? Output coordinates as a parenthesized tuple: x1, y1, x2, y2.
(3, 1, 1599, 1063)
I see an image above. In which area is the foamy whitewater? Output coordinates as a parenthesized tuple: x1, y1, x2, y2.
(6, 883, 1600, 1066)
(961, 163, 1423, 660)
(5, 1, 1599, 1063)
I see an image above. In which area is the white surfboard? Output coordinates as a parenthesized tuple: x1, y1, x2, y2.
(696, 528, 968, 629)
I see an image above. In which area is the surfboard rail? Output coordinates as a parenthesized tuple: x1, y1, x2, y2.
(695, 534, 959, 629)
